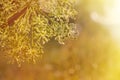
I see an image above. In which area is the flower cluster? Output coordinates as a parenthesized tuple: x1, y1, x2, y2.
(0, 0, 78, 66)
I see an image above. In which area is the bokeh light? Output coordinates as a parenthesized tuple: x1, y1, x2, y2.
(91, 0, 120, 43)
(0, 0, 120, 80)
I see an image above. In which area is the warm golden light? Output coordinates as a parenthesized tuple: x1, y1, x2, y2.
(103, 0, 120, 41)
(90, 0, 120, 80)
(91, 0, 120, 43)
(1, 0, 120, 80)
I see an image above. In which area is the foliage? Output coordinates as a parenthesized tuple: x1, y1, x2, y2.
(0, 0, 78, 65)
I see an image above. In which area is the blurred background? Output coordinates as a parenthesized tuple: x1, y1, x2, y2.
(0, 0, 120, 80)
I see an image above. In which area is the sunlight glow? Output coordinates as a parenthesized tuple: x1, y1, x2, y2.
(91, 0, 120, 43)
(90, 1, 120, 79)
